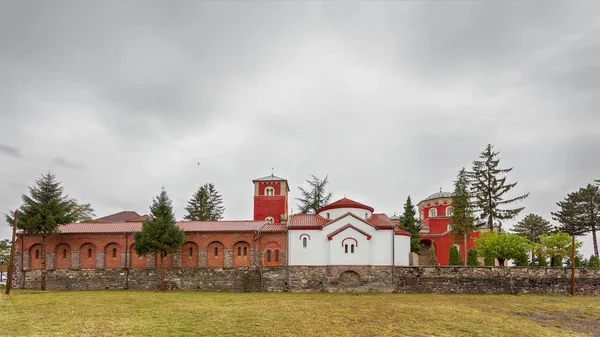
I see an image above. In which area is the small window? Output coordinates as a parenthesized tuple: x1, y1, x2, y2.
(265, 187, 275, 196)
(265, 216, 274, 223)
(237, 246, 242, 257)
(275, 250, 279, 262)
(429, 208, 437, 218)
(35, 249, 40, 260)
(62, 249, 67, 259)
(189, 247, 193, 257)
(365, 213, 368, 219)
(326, 213, 330, 219)
(351, 244, 355, 254)
(214, 247, 219, 257)
(267, 250, 272, 262)
(446, 207, 453, 217)
(345, 244, 348, 254)
(112, 248, 117, 259)
(88, 249, 92, 259)
(302, 237, 307, 248)
(243, 246, 247, 256)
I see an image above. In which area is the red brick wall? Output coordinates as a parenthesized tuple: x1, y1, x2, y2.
(254, 196, 287, 221)
(80, 243, 97, 269)
(55, 243, 71, 269)
(104, 242, 122, 269)
(233, 241, 250, 267)
(207, 241, 224, 267)
(129, 243, 147, 268)
(182, 242, 198, 268)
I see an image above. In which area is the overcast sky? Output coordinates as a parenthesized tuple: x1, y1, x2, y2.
(1, 1, 599, 256)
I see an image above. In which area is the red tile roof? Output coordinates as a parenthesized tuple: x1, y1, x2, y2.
(125, 214, 150, 222)
(327, 224, 372, 240)
(262, 223, 288, 232)
(95, 211, 141, 223)
(57, 220, 278, 234)
(289, 212, 393, 229)
(317, 198, 375, 213)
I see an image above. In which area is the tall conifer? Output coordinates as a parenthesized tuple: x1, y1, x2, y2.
(469, 144, 529, 232)
(296, 175, 333, 214)
(134, 188, 185, 290)
(449, 168, 476, 265)
(512, 214, 553, 243)
(184, 183, 225, 221)
(399, 196, 421, 253)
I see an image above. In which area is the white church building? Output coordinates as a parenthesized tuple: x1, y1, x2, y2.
(287, 198, 412, 266)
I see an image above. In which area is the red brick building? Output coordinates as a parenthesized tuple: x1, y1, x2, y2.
(17, 175, 289, 272)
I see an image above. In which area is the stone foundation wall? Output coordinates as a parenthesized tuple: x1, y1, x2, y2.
(13, 266, 600, 295)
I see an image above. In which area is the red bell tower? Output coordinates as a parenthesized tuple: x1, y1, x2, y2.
(252, 174, 289, 223)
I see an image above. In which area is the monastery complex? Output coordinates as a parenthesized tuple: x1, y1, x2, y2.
(17, 174, 484, 273)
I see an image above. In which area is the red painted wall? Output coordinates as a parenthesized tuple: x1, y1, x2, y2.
(254, 196, 287, 221)
(257, 182, 282, 196)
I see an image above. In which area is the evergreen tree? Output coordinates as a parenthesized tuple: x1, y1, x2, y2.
(296, 175, 333, 214)
(589, 255, 600, 268)
(449, 168, 476, 265)
(184, 183, 225, 221)
(469, 144, 529, 232)
(16, 172, 90, 290)
(448, 245, 463, 266)
(512, 214, 553, 243)
(399, 196, 421, 253)
(134, 188, 185, 290)
(467, 249, 479, 266)
(572, 184, 600, 258)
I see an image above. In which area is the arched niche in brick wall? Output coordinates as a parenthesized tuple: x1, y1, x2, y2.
(233, 241, 250, 267)
(263, 241, 282, 266)
(182, 242, 199, 268)
(29, 244, 43, 270)
(80, 243, 97, 269)
(104, 242, 122, 269)
(55, 243, 72, 269)
(129, 243, 147, 269)
(207, 241, 225, 267)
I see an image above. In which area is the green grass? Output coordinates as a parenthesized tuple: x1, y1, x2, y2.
(1, 290, 599, 336)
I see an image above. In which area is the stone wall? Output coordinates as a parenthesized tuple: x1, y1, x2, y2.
(13, 265, 600, 295)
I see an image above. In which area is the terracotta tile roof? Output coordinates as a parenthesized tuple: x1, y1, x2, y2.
(58, 220, 269, 234)
(262, 223, 288, 232)
(395, 229, 412, 237)
(125, 214, 150, 222)
(366, 214, 394, 229)
(288, 214, 330, 228)
(289, 212, 393, 229)
(95, 211, 141, 223)
(327, 224, 372, 240)
(318, 197, 375, 213)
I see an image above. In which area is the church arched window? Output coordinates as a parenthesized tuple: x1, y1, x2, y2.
(446, 207, 453, 217)
(265, 187, 275, 196)
(429, 208, 437, 218)
(302, 237, 307, 248)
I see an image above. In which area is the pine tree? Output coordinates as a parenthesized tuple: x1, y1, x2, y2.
(512, 214, 553, 243)
(16, 172, 91, 290)
(589, 255, 600, 268)
(296, 175, 333, 214)
(572, 184, 600, 258)
(184, 183, 225, 221)
(448, 245, 463, 266)
(449, 168, 476, 265)
(467, 249, 479, 266)
(399, 196, 421, 253)
(469, 144, 529, 232)
(134, 188, 185, 290)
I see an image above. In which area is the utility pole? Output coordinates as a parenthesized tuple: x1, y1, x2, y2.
(5, 210, 18, 295)
(570, 234, 576, 296)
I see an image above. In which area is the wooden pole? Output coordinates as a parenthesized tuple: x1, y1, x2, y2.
(5, 210, 18, 295)
(570, 235, 575, 296)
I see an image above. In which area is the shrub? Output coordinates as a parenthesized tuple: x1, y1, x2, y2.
(589, 255, 600, 268)
(467, 249, 479, 266)
(448, 245, 463, 266)
(484, 255, 495, 266)
(513, 253, 529, 266)
(537, 256, 549, 267)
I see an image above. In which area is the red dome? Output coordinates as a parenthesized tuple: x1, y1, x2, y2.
(317, 197, 375, 213)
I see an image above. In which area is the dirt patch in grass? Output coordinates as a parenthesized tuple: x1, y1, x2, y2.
(512, 310, 600, 337)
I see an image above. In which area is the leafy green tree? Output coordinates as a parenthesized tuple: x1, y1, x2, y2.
(589, 255, 600, 268)
(484, 255, 495, 266)
(184, 183, 225, 221)
(467, 249, 479, 266)
(0, 239, 10, 266)
(16, 172, 92, 290)
(399, 196, 421, 253)
(449, 168, 476, 265)
(296, 175, 333, 214)
(512, 214, 553, 243)
(469, 144, 529, 232)
(540, 232, 581, 267)
(513, 252, 529, 267)
(134, 188, 185, 290)
(448, 245, 463, 266)
(474, 231, 530, 266)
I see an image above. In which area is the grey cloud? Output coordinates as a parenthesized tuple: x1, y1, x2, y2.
(0, 144, 23, 158)
(52, 157, 86, 171)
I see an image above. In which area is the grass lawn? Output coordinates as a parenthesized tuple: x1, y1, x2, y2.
(1, 290, 599, 337)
